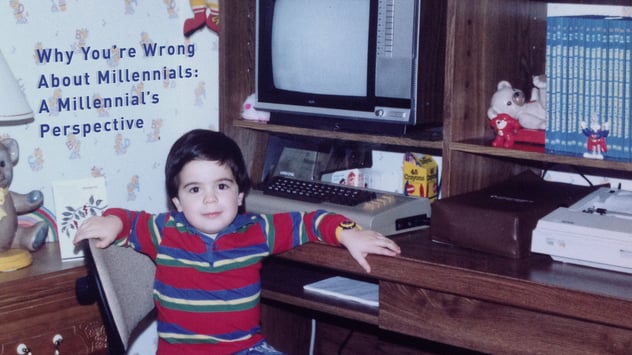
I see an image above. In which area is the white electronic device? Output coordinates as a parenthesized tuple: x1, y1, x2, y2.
(531, 187, 632, 273)
(246, 189, 430, 236)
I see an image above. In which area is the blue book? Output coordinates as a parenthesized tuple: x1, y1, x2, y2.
(603, 18, 630, 161)
(545, 16, 565, 154)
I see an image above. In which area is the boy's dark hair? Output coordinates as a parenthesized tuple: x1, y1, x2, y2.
(165, 129, 251, 210)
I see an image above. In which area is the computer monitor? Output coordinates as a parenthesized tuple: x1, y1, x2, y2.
(255, 0, 422, 135)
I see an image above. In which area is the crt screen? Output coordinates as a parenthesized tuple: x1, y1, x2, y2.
(271, 0, 370, 97)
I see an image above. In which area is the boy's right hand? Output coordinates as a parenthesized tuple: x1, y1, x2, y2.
(73, 215, 123, 249)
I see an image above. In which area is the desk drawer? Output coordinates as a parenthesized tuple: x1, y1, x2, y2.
(379, 281, 632, 354)
(0, 266, 106, 354)
(0, 317, 104, 355)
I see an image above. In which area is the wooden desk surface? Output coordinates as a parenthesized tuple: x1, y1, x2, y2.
(264, 230, 632, 354)
(0, 242, 85, 284)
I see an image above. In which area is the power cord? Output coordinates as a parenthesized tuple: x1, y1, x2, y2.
(309, 318, 355, 355)
(309, 318, 316, 355)
(337, 329, 354, 355)
(540, 164, 595, 186)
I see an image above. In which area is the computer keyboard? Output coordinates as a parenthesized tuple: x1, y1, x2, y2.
(261, 176, 377, 206)
(247, 181, 431, 236)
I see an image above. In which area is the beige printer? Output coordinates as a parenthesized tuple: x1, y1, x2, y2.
(532, 187, 632, 273)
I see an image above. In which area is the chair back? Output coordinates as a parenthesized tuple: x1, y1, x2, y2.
(84, 239, 156, 354)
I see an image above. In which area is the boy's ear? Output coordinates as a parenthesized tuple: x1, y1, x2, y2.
(238, 192, 244, 206)
(172, 196, 183, 211)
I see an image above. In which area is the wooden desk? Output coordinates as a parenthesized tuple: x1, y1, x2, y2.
(0, 243, 106, 355)
(261, 231, 632, 354)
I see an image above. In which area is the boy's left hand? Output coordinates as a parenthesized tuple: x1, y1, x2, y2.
(338, 229, 401, 273)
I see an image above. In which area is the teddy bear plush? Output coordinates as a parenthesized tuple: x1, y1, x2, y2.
(0, 138, 48, 253)
(487, 75, 547, 130)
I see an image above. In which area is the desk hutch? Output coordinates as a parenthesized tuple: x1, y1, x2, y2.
(220, 1, 632, 354)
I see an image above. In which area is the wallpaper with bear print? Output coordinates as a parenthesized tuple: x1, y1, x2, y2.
(1, 1, 219, 243)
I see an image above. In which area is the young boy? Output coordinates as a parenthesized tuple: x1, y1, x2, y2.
(74, 129, 401, 355)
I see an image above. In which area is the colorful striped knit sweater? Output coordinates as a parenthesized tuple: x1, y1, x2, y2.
(103, 207, 347, 355)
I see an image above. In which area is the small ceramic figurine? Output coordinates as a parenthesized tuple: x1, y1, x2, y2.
(241, 93, 270, 122)
(0, 138, 48, 255)
(581, 114, 609, 160)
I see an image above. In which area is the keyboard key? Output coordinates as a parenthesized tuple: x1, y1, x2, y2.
(261, 176, 376, 206)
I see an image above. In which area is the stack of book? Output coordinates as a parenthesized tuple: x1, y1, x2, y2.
(545, 14, 632, 161)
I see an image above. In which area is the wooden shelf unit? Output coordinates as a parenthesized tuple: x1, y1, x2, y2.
(219, 0, 632, 196)
(218, 2, 632, 353)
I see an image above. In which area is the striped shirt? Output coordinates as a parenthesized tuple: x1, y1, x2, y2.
(104, 208, 347, 355)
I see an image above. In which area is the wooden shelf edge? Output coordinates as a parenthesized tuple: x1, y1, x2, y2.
(450, 141, 632, 172)
(234, 118, 632, 172)
(232, 119, 443, 150)
(261, 289, 378, 325)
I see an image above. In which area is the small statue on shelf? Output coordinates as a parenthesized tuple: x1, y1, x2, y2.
(581, 114, 609, 160)
(0, 138, 49, 271)
(241, 93, 270, 122)
(489, 113, 521, 148)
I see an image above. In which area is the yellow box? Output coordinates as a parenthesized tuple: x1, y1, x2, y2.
(403, 153, 438, 201)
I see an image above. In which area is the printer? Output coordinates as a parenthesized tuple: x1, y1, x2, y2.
(531, 187, 632, 273)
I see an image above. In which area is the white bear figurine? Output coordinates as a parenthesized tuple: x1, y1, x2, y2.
(241, 94, 270, 122)
(487, 75, 547, 130)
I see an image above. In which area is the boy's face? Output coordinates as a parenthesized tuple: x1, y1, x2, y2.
(171, 159, 244, 235)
